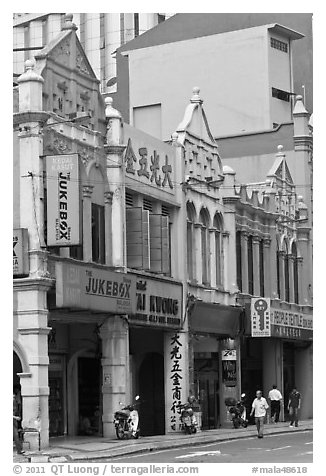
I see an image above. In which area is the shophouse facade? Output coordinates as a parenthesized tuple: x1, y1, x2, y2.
(232, 145, 312, 420)
(13, 15, 185, 449)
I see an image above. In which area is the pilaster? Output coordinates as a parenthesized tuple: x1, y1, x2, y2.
(100, 316, 129, 438)
(194, 223, 203, 285)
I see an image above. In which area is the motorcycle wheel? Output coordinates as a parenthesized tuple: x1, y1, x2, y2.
(192, 427, 197, 434)
(233, 420, 240, 429)
(242, 421, 248, 428)
(115, 425, 125, 439)
(185, 426, 192, 435)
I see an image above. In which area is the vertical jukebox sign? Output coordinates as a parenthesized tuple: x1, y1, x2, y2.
(46, 154, 80, 247)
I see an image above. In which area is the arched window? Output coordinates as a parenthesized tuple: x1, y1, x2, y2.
(276, 243, 281, 299)
(213, 214, 223, 286)
(186, 203, 196, 281)
(284, 242, 290, 302)
(90, 166, 105, 264)
(292, 242, 299, 304)
(199, 208, 210, 285)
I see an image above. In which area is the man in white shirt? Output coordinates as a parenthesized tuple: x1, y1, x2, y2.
(268, 384, 283, 423)
(250, 390, 269, 438)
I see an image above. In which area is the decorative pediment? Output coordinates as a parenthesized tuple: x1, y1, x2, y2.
(267, 146, 294, 185)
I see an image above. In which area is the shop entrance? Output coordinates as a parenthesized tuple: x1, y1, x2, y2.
(78, 357, 101, 435)
(139, 352, 165, 436)
(13, 352, 23, 427)
(194, 352, 219, 429)
(283, 342, 296, 421)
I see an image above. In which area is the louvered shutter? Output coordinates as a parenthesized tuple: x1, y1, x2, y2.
(161, 215, 170, 274)
(149, 215, 170, 274)
(126, 208, 150, 269)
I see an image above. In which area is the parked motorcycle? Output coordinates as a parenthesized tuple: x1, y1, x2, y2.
(180, 401, 197, 434)
(225, 394, 248, 429)
(114, 395, 140, 439)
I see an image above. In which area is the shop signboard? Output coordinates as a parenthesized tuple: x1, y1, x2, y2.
(46, 154, 80, 247)
(270, 308, 313, 341)
(129, 275, 182, 329)
(13, 228, 29, 276)
(55, 261, 136, 314)
(164, 331, 188, 433)
(221, 349, 237, 386)
(124, 124, 176, 198)
(251, 298, 271, 337)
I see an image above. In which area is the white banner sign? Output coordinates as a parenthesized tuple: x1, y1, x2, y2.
(251, 297, 271, 337)
(164, 331, 188, 433)
(46, 154, 80, 246)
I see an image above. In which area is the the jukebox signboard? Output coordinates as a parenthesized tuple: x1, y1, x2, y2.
(46, 154, 81, 247)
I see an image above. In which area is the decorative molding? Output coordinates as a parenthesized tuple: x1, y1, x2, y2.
(82, 184, 94, 198)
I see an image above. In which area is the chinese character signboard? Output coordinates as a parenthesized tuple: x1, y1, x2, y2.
(164, 331, 188, 433)
(129, 276, 182, 329)
(13, 228, 29, 276)
(46, 154, 80, 246)
(55, 261, 136, 314)
(251, 298, 271, 337)
(123, 124, 176, 198)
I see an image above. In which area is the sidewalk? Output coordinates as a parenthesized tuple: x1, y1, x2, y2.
(14, 420, 313, 463)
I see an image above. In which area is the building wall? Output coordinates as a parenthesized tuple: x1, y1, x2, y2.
(115, 13, 312, 121)
(126, 25, 296, 140)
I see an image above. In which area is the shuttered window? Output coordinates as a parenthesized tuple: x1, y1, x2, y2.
(126, 207, 170, 274)
(149, 214, 170, 274)
(126, 207, 150, 270)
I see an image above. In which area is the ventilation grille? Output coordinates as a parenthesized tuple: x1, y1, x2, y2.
(161, 204, 170, 217)
(143, 198, 153, 212)
(125, 192, 134, 208)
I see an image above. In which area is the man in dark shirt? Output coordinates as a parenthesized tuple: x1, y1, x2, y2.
(288, 387, 301, 428)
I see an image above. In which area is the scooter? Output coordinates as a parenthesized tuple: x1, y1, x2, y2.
(114, 395, 140, 439)
(225, 394, 248, 429)
(180, 402, 197, 434)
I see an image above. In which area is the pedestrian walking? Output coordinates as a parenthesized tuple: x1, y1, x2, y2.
(13, 393, 24, 455)
(250, 390, 269, 438)
(288, 387, 301, 428)
(268, 384, 283, 423)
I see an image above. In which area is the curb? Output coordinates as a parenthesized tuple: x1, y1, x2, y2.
(55, 426, 313, 463)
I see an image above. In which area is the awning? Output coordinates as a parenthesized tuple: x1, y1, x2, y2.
(189, 302, 243, 337)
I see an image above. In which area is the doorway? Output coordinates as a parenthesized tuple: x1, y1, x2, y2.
(138, 352, 165, 436)
(78, 357, 101, 435)
(194, 352, 219, 429)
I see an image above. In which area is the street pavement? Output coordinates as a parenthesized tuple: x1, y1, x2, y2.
(107, 430, 312, 463)
(13, 419, 313, 463)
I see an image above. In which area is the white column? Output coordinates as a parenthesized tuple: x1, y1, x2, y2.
(100, 316, 129, 438)
(104, 191, 113, 266)
(104, 13, 121, 81)
(83, 13, 101, 80)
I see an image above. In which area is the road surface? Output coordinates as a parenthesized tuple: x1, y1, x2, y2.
(104, 430, 312, 463)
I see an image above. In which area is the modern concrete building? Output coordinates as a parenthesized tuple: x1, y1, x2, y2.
(13, 12, 173, 93)
(115, 13, 312, 135)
